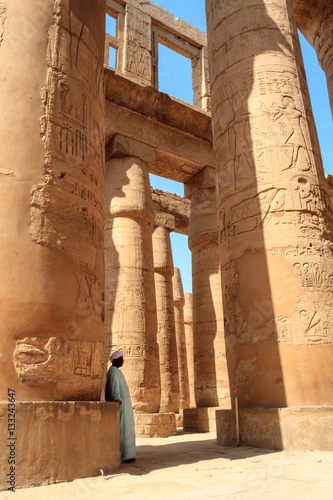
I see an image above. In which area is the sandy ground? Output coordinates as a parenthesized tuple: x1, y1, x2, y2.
(1, 431, 333, 499)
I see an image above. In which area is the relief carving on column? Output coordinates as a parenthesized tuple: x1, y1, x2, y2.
(0, 6, 6, 46)
(31, 0, 105, 273)
(14, 337, 103, 386)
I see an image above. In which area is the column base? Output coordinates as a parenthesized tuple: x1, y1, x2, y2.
(175, 410, 183, 428)
(134, 412, 177, 437)
(216, 407, 333, 451)
(183, 407, 230, 432)
(0, 402, 120, 491)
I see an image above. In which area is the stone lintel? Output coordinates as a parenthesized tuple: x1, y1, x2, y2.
(184, 166, 216, 199)
(104, 69, 212, 141)
(152, 189, 190, 235)
(154, 211, 176, 231)
(216, 407, 333, 451)
(105, 69, 213, 183)
(0, 402, 120, 491)
(106, 133, 157, 165)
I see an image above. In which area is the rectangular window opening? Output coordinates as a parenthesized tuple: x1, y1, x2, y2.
(108, 46, 117, 69)
(158, 43, 193, 105)
(149, 174, 184, 197)
(106, 13, 117, 37)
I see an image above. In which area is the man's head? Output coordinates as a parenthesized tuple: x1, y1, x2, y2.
(110, 350, 124, 368)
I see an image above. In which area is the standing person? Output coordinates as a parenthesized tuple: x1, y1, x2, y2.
(105, 350, 136, 462)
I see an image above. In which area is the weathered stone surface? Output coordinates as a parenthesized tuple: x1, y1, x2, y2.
(184, 292, 196, 409)
(206, 0, 333, 409)
(187, 168, 230, 408)
(152, 189, 190, 236)
(0, 402, 120, 491)
(0, 0, 105, 401)
(153, 224, 179, 414)
(173, 268, 190, 411)
(134, 412, 177, 437)
(293, 0, 333, 117)
(106, 133, 156, 165)
(183, 407, 222, 433)
(104, 156, 160, 413)
(104, 69, 213, 184)
(216, 407, 333, 451)
(123, 3, 152, 85)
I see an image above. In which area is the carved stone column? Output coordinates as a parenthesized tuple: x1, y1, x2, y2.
(206, 0, 333, 410)
(186, 167, 230, 408)
(184, 293, 196, 408)
(293, 0, 333, 117)
(0, 0, 105, 401)
(105, 156, 160, 413)
(173, 268, 190, 411)
(153, 217, 180, 414)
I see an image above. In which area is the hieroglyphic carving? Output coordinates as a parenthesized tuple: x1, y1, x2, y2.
(32, 1, 105, 274)
(218, 187, 287, 243)
(112, 343, 159, 359)
(13, 337, 104, 384)
(0, 6, 6, 46)
(113, 283, 146, 336)
(75, 271, 103, 316)
(207, 0, 333, 408)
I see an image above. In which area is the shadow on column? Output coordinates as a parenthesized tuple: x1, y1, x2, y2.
(205, 0, 306, 449)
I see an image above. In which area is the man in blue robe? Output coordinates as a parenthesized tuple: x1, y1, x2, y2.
(105, 350, 136, 462)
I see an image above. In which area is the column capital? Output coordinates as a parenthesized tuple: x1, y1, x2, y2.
(154, 211, 176, 231)
(106, 133, 156, 164)
(185, 166, 216, 199)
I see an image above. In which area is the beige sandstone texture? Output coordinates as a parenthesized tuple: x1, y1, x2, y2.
(104, 156, 160, 413)
(206, 0, 333, 409)
(134, 412, 177, 437)
(186, 167, 230, 408)
(3, 432, 333, 499)
(0, 0, 105, 401)
(184, 292, 196, 409)
(173, 268, 190, 411)
(183, 406, 223, 433)
(216, 407, 333, 451)
(293, 0, 333, 117)
(0, 402, 120, 491)
(153, 223, 180, 414)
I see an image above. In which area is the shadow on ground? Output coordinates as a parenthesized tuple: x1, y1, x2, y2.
(119, 431, 279, 476)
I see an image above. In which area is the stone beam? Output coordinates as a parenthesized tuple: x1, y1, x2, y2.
(104, 68, 214, 183)
(152, 189, 190, 235)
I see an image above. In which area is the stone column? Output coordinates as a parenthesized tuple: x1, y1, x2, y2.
(173, 268, 190, 411)
(184, 293, 196, 408)
(186, 167, 230, 408)
(206, 0, 333, 408)
(293, 1, 333, 118)
(105, 156, 160, 413)
(0, 0, 105, 401)
(153, 217, 180, 414)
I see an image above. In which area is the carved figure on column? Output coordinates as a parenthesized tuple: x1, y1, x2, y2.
(186, 167, 231, 408)
(0, 0, 106, 401)
(184, 292, 196, 409)
(206, 0, 333, 409)
(173, 267, 190, 411)
(152, 216, 180, 414)
(105, 155, 160, 413)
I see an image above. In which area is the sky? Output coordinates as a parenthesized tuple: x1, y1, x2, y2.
(108, 1, 333, 295)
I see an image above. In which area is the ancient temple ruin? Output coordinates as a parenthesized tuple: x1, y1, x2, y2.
(0, 0, 333, 490)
